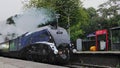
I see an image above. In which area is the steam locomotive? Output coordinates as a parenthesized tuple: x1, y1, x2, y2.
(0, 25, 71, 64)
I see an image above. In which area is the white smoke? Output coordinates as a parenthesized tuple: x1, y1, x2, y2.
(0, 8, 55, 43)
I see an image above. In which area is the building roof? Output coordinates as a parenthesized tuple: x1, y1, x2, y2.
(87, 32, 95, 37)
(110, 26, 120, 30)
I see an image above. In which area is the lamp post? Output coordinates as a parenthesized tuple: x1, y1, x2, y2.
(68, 14, 70, 35)
(65, 7, 70, 35)
(55, 14, 60, 28)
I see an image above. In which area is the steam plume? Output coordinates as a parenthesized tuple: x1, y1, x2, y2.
(0, 8, 55, 43)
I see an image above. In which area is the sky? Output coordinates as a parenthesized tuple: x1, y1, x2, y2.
(0, 0, 108, 21)
(82, 0, 108, 9)
(0, 0, 23, 21)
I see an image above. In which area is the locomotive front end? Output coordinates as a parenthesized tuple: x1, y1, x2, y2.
(48, 26, 71, 63)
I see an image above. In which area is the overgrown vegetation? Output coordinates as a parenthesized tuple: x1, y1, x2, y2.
(20, 0, 120, 40)
(24, 0, 89, 40)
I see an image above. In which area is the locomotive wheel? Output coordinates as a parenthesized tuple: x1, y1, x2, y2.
(47, 53, 55, 64)
(58, 47, 70, 63)
(25, 46, 36, 61)
(41, 47, 48, 62)
(26, 49, 34, 61)
(24, 44, 56, 63)
(41, 45, 55, 63)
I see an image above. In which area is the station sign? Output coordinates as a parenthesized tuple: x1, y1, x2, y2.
(95, 29, 107, 35)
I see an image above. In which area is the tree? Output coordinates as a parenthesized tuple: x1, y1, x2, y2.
(87, 7, 98, 18)
(6, 16, 15, 25)
(83, 7, 99, 35)
(98, 0, 120, 18)
(84, 7, 110, 36)
(70, 7, 89, 40)
(25, 0, 83, 27)
(98, 0, 120, 27)
(24, 0, 89, 41)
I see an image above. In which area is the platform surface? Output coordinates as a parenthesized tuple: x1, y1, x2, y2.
(73, 51, 120, 67)
(0, 57, 67, 68)
(74, 51, 120, 54)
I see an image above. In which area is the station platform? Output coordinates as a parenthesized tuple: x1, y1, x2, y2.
(74, 51, 120, 54)
(72, 51, 120, 67)
(0, 57, 67, 68)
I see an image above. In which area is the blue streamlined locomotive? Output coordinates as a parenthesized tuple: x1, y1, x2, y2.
(0, 25, 71, 63)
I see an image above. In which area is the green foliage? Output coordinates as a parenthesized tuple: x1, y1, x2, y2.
(6, 16, 15, 25)
(98, 0, 120, 18)
(70, 10, 89, 40)
(22, 0, 120, 41)
(82, 7, 98, 36)
(109, 15, 120, 27)
(25, 0, 83, 27)
(84, 7, 110, 36)
(25, 0, 56, 9)
(86, 7, 98, 18)
(85, 0, 120, 38)
(97, 0, 120, 27)
(24, 0, 89, 41)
